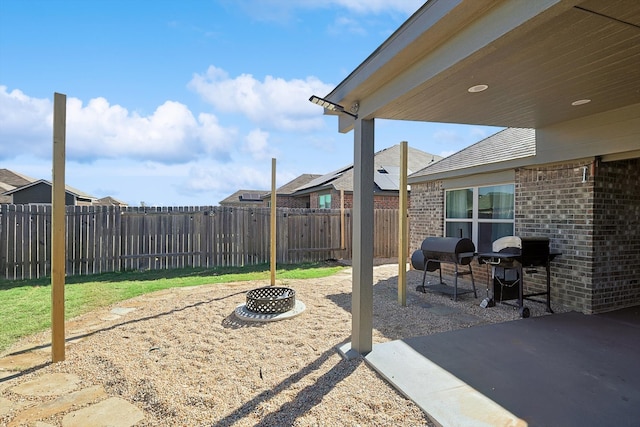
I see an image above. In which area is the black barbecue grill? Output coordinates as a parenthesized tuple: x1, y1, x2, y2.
(411, 237, 477, 301)
(478, 236, 560, 317)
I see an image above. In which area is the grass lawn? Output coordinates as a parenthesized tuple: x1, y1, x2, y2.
(0, 262, 344, 353)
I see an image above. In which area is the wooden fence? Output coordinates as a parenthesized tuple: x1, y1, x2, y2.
(0, 205, 400, 280)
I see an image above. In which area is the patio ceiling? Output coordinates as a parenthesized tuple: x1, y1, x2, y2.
(326, 0, 640, 132)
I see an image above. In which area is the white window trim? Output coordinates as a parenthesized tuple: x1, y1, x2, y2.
(444, 183, 515, 249)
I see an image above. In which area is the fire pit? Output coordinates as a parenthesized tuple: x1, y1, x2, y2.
(245, 287, 296, 314)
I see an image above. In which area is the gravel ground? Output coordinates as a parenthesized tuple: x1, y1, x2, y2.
(1, 263, 568, 426)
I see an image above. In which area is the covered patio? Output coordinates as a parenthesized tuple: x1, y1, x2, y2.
(316, 0, 640, 424)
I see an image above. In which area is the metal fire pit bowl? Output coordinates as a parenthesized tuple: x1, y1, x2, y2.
(246, 287, 296, 314)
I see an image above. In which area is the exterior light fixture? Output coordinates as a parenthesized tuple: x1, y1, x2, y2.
(309, 95, 358, 119)
(467, 84, 489, 93)
(571, 99, 591, 106)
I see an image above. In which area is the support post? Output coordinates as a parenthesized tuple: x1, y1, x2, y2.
(351, 118, 374, 355)
(340, 189, 345, 249)
(270, 158, 276, 286)
(398, 141, 408, 306)
(51, 92, 66, 362)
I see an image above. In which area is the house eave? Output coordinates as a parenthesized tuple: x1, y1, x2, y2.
(408, 156, 537, 184)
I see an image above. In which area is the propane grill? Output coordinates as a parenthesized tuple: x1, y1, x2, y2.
(478, 236, 560, 317)
(411, 237, 477, 301)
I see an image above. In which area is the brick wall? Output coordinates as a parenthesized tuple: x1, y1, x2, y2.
(308, 190, 402, 210)
(515, 160, 596, 313)
(275, 195, 309, 208)
(407, 181, 481, 286)
(591, 158, 640, 312)
(409, 158, 640, 314)
(408, 181, 444, 251)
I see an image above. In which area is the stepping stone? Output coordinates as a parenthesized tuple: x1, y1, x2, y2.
(8, 385, 106, 426)
(62, 397, 144, 427)
(99, 314, 122, 321)
(11, 373, 81, 397)
(455, 313, 483, 324)
(424, 304, 460, 316)
(0, 352, 50, 371)
(110, 307, 136, 316)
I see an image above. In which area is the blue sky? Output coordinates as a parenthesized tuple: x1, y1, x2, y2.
(0, 0, 501, 206)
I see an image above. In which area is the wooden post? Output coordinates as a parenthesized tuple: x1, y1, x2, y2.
(340, 189, 345, 249)
(398, 141, 408, 306)
(270, 158, 276, 286)
(52, 92, 66, 362)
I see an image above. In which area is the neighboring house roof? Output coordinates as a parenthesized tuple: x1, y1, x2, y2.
(94, 196, 129, 206)
(0, 168, 36, 187)
(262, 174, 322, 199)
(293, 143, 441, 195)
(409, 128, 536, 182)
(219, 189, 268, 206)
(2, 179, 97, 202)
(0, 168, 38, 203)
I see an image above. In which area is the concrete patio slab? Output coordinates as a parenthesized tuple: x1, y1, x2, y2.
(365, 340, 525, 427)
(365, 308, 640, 427)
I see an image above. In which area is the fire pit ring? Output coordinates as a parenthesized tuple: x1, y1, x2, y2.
(246, 287, 296, 314)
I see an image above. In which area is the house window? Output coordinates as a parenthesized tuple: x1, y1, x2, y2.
(445, 184, 514, 252)
(319, 193, 331, 209)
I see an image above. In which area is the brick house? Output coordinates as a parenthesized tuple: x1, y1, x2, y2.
(290, 143, 441, 209)
(409, 127, 640, 314)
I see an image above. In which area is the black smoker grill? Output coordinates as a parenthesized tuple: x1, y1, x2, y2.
(411, 237, 477, 301)
(478, 236, 560, 317)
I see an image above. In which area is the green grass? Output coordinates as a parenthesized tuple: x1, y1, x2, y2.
(0, 262, 344, 353)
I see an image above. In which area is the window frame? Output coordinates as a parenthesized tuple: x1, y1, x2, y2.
(444, 183, 515, 252)
(318, 193, 332, 209)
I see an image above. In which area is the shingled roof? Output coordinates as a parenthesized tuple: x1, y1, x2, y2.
(261, 174, 323, 199)
(0, 169, 38, 203)
(409, 128, 535, 181)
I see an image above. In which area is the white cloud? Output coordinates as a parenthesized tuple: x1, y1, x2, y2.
(185, 163, 271, 195)
(0, 86, 52, 158)
(0, 86, 237, 164)
(328, 16, 366, 35)
(188, 65, 335, 132)
(244, 129, 275, 160)
(326, 0, 423, 15)
(231, 0, 422, 21)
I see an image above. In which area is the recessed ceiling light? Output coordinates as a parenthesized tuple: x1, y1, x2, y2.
(571, 99, 591, 106)
(468, 84, 489, 93)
